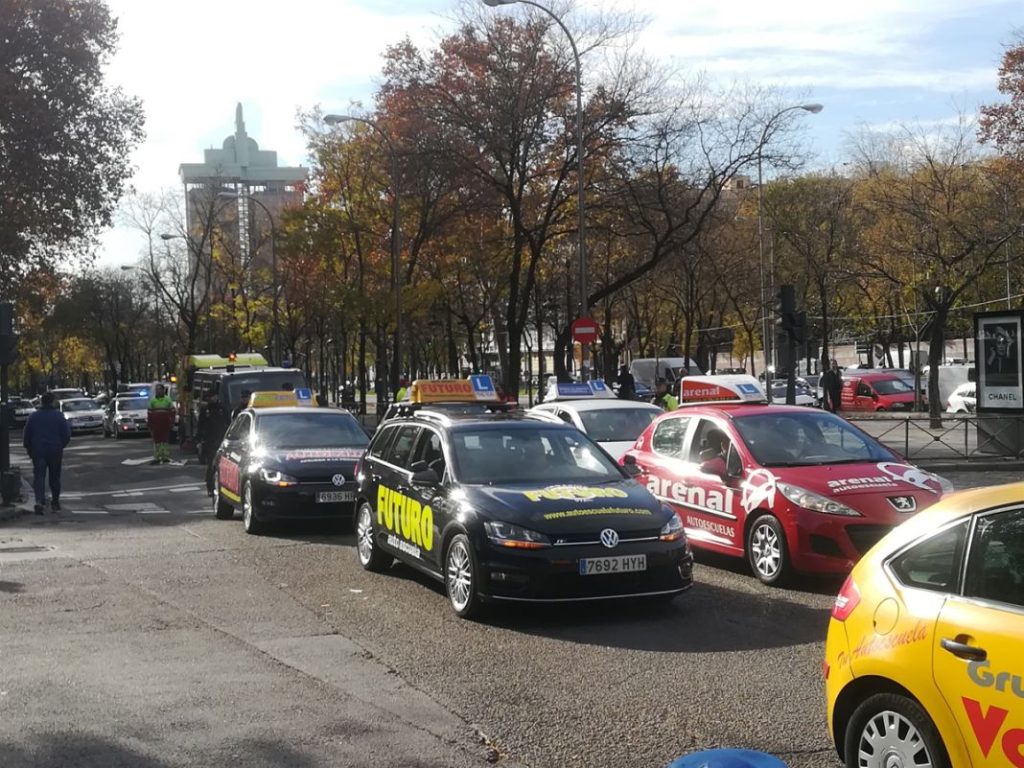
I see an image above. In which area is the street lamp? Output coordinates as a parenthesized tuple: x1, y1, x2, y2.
(482, 0, 589, 379)
(217, 192, 281, 365)
(756, 103, 823, 396)
(324, 113, 403, 396)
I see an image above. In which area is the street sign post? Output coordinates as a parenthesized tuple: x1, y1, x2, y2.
(571, 316, 599, 345)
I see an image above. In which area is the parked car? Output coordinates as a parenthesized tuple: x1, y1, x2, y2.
(48, 387, 86, 402)
(945, 381, 976, 413)
(840, 372, 916, 412)
(769, 379, 818, 407)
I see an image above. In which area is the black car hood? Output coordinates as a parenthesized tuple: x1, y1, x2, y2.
(461, 480, 668, 534)
(260, 446, 365, 480)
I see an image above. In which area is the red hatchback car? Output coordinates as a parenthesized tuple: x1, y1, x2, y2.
(622, 376, 952, 585)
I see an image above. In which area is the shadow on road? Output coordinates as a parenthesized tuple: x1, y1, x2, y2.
(0, 732, 393, 768)
(0, 580, 23, 593)
(374, 560, 830, 653)
(693, 550, 847, 597)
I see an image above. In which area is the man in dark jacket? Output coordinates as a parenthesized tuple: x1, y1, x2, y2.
(617, 365, 636, 400)
(820, 360, 843, 413)
(23, 392, 72, 514)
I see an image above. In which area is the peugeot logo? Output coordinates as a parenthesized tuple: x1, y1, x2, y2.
(599, 528, 619, 549)
(331, 474, 345, 487)
(887, 495, 917, 512)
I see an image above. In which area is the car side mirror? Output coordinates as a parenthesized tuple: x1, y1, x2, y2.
(621, 453, 642, 477)
(871, 392, 879, 401)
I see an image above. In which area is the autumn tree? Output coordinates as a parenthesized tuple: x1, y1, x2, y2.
(852, 120, 1024, 422)
(980, 32, 1024, 158)
(0, 0, 144, 293)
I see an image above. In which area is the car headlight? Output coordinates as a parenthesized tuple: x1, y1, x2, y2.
(778, 482, 862, 517)
(258, 467, 298, 487)
(659, 510, 687, 542)
(483, 521, 551, 550)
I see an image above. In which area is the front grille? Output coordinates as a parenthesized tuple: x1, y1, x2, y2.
(551, 528, 662, 546)
(847, 524, 893, 556)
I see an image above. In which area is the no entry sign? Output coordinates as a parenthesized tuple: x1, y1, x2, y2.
(571, 316, 600, 345)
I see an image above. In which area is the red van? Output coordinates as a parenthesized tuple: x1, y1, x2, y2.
(840, 372, 916, 412)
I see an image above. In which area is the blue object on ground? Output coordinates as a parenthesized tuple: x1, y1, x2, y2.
(666, 749, 788, 768)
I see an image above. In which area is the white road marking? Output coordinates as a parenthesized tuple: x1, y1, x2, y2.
(112, 491, 145, 498)
(185, 510, 208, 515)
(106, 502, 162, 511)
(71, 510, 109, 515)
(169, 486, 202, 494)
(136, 509, 171, 515)
(68, 483, 202, 498)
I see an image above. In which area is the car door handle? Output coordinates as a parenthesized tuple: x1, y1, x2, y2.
(941, 637, 987, 662)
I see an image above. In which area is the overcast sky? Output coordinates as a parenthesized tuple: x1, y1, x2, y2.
(98, 0, 1022, 265)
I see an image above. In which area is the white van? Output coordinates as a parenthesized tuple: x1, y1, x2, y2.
(628, 357, 703, 389)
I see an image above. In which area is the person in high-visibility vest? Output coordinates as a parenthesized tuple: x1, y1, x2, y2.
(653, 379, 679, 411)
(395, 377, 409, 403)
(147, 384, 176, 464)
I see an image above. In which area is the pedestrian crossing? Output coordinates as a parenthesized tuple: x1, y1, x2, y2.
(55, 483, 210, 517)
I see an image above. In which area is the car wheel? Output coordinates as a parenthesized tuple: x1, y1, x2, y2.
(844, 693, 950, 768)
(355, 502, 390, 572)
(747, 514, 792, 586)
(241, 480, 264, 535)
(445, 533, 483, 619)
(213, 469, 233, 520)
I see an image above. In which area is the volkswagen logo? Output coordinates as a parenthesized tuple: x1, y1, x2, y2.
(331, 474, 345, 487)
(599, 528, 619, 549)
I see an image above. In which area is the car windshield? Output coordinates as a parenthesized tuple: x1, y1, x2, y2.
(117, 397, 149, 412)
(63, 399, 99, 412)
(256, 412, 368, 449)
(733, 411, 897, 467)
(450, 425, 624, 485)
(577, 408, 659, 442)
(873, 378, 914, 395)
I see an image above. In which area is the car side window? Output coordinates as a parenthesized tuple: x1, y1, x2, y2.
(964, 508, 1024, 609)
(369, 425, 397, 459)
(555, 409, 574, 425)
(385, 425, 421, 468)
(412, 428, 447, 479)
(889, 521, 968, 593)
(223, 414, 250, 442)
(857, 382, 872, 397)
(651, 417, 689, 458)
(688, 418, 723, 463)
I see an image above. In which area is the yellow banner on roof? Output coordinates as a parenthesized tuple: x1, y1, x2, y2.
(249, 391, 300, 408)
(410, 376, 499, 404)
(187, 353, 269, 369)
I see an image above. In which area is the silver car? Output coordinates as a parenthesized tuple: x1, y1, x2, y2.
(59, 398, 105, 433)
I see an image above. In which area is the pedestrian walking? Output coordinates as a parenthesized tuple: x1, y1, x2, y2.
(147, 384, 175, 464)
(617, 364, 636, 400)
(820, 360, 843, 413)
(22, 392, 71, 514)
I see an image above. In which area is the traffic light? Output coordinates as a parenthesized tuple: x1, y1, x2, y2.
(774, 285, 796, 336)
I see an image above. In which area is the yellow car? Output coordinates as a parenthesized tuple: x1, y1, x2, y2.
(825, 482, 1024, 768)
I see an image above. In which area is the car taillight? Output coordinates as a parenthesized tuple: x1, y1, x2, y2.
(831, 575, 860, 621)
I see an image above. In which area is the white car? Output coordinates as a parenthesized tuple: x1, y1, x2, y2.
(769, 381, 817, 407)
(59, 397, 105, 433)
(528, 397, 663, 460)
(946, 381, 976, 413)
(103, 395, 150, 438)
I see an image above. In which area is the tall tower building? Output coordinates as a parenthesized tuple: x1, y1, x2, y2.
(179, 104, 307, 269)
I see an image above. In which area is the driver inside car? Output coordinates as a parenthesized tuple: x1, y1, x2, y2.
(699, 428, 730, 477)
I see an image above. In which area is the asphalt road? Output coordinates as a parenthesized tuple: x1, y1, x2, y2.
(1, 433, 1020, 768)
